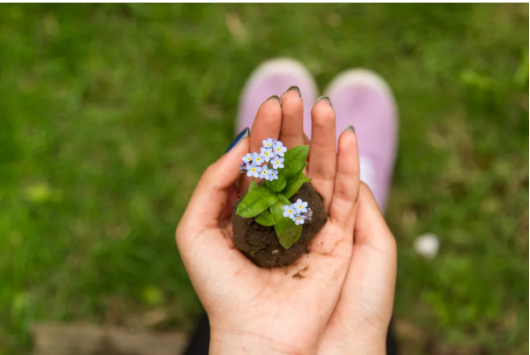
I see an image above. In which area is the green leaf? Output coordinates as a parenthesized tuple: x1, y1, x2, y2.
(265, 174, 287, 192)
(283, 146, 309, 179)
(277, 194, 291, 205)
(255, 210, 276, 226)
(237, 181, 279, 218)
(279, 225, 303, 249)
(283, 171, 312, 198)
(270, 200, 303, 249)
(248, 180, 259, 190)
(249, 249, 265, 255)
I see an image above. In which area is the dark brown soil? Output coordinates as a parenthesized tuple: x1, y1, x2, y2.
(232, 183, 327, 268)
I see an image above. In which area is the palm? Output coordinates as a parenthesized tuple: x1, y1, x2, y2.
(183, 199, 353, 352)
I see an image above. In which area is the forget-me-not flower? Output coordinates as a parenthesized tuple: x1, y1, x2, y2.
(294, 215, 306, 225)
(273, 141, 287, 156)
(260, 147, 274, 162)
(260, 167, 271, 181)
(252, 152, 264, 165)
(246, 164, 262, 178)
(283, 205, 295, 218)
(262, 138, 275, 149)
(271, 157, 284, 169)
(294, 198, 308, 213)
(242, 153, 253, 164)
(269, 169, 279, 180)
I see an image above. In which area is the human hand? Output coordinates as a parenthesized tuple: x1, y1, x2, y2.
(317, 182, 397, 355)
(267, 89, 397, 354)
(176, 91, 361, 355)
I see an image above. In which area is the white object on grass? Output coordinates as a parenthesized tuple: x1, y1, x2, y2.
(414, 233, 440, 259)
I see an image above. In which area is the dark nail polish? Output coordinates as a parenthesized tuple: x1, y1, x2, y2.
(267, 95, 282, 106)
(287, 86, 302, 98)
(317, 96, 332, 107)
(345, 125, 355, 133)
(226, 127, 250, 152)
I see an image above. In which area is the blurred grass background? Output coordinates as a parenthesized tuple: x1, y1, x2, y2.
(0, 4, 528, 354)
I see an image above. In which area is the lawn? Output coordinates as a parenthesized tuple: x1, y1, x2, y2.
(0, 4, 528, 354)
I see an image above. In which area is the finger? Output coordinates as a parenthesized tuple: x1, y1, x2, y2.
(279, 87, 305, 148)
(307, 97, 337, 210)
(180, 131, 250, 232)
(355, 182, 396, 248)
(318, 185, 397, 349)
(240, 96, 282, 192)
(329, 127, 360, 232)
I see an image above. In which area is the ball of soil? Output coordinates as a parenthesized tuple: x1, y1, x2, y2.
(232, 183, 327, 268)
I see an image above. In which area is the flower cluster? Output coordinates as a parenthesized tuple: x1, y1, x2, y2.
(283, 198, 312, 225)
(240, 138, 287, 181)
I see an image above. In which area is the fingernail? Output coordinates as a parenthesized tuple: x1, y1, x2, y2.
(287, 86, 302, 98)
(267, 95, 282, 106)
(344, 125, 355, 133)
(226, 127, 250, 152)
(317, 95, 332, 107)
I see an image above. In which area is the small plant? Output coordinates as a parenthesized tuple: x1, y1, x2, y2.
(237, 138, 312, 249)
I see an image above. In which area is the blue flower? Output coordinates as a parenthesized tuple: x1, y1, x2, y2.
(252, 152, 264, 165)
(273, 141, 287, 156)
(283, 204, 295, 218)
(242, 153, 253, 164)
(294, 214, 306, 225)
(294, 198, 308, 213)
(271, 157, 284, 169)
(269, 169, 279, 180)
(260, 167, 271, 181)
(260, 147, 274, 162)
(246, 164, 262, 178)
(262, 138, 276, 149)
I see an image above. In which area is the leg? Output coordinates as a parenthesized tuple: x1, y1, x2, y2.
(323, 69, 398, 212)
(322, 69, 399, 354)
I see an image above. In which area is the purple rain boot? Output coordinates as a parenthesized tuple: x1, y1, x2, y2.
(237, 58, 318, 135)
(324, 69, 399, 212)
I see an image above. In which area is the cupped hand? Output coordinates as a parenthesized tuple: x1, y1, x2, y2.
(176, 91, 361, 355)
(274, 90, 397, 354)
(237, 89, 398, 354)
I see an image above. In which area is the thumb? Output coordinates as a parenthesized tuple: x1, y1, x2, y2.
(179, 129, 250, 233)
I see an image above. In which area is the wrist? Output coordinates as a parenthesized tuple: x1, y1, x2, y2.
(210, 327, 315, 355)
(319, 333, 387, 355)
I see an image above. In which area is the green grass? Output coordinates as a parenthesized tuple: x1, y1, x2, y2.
(0, 4, 528, 354)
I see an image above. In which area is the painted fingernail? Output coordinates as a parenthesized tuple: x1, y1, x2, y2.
(317, 95, 332, 107)
(267, 95, 282, 106)
(226, 127, 250, 152)
(287, 86, 302, 98)
(344, 125, 355, 133)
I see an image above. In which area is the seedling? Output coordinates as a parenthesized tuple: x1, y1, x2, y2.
(237, 138, 312, 249)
